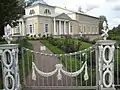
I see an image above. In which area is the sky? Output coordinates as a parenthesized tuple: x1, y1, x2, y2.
(43, 0, 120, 29)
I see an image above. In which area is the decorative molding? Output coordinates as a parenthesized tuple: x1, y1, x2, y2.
(32, 61, 88, 81)
(97, 41, 116, 90)
(3, 24, 12, 44)
(0, 44, 20, 90)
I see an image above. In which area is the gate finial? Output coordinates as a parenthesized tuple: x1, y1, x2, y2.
(3, 24, 13, 44)
(101, 21, 109, 40)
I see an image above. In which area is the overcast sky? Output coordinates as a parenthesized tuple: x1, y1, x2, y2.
(44, 0, 120, 29)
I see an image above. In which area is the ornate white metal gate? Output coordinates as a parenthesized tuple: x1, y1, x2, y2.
(0, 21, 118, 90)
(21, 45, 98, 90)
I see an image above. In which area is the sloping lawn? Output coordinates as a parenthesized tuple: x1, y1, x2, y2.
(40, 38, 93, 71)
(71, 38, 92, 50)
(40, 40, 64, 54)
(40, 39, 81, 71)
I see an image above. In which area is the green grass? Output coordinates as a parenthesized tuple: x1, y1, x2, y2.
(41, 40, 81, 71)
(71, 38, 92, 50)
(40, 39, 92, 71)
(41, 40, 64, 54)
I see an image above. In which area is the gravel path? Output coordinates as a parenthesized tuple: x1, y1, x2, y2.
(23, 41, 74, 90)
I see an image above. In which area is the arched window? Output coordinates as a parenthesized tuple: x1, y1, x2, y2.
(44, 9, 51, 14)
(29, 9, 35, 15)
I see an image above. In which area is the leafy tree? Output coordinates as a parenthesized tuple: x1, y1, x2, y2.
(99, 15, 107, 34)
(108, 24, 120, 40)
(25, 0, 37, 6)
(29, 0, 37, 3)
(0, 0, 24, 36)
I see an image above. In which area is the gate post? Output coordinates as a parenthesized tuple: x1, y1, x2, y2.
(96, 40, 116, 90)
(0, 44, 20, 90)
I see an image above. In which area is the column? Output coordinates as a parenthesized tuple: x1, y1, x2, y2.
(19, 21, 23, 35)
(22, 20, 25, 36)
(96, 40, 116, 90)
(64, 21, 66, 35)
(0, 44, 20, 90)
(54, 18, 56, 35)
(59, 20, 61, 35)
(69, 22, 71, 35)
(19, 21, 22, 35)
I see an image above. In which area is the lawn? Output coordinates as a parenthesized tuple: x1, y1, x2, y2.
(71, 38, 92, 50)
(41, 39, 80, 70)
(41, 40, 64, 54)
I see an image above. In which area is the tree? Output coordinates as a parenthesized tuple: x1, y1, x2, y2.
(0, 0, 24, 36)
(99, 15, 107, 34)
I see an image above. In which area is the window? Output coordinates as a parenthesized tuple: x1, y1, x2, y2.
(70, 25, 73, 33)
(92, 27, 94, 34)
(84, 26, 85, 33)
(79, 26, 81, 32)
(56, 23, 57, 32)
(45, 24, 48, 32)
(29, 9, 35, 15)
(44, 9, 51, 14)
(29, 25, 34, 33)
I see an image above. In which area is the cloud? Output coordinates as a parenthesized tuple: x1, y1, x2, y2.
(113, 5, 120, 11)
(112, 18, 120, 22)
(85, 4, 99, 11)
(44, 0, 120, 28)
(106, 0, 119, 2)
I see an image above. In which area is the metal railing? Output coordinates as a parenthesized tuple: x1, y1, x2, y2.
(114, 45, 120, 87)
(21, 45, 98, 90)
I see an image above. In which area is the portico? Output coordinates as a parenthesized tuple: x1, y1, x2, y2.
(53, 18, 71, 35)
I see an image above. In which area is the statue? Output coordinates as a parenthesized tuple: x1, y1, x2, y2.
(3, 24, 13, 44)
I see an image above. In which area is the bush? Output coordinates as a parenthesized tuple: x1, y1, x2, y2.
(34, 35, 36, 38)
(38, 34, 41, 38)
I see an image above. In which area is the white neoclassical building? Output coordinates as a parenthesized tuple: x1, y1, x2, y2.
(13, 0, 100, 37)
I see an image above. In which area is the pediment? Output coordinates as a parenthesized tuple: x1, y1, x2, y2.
(55, 13, 72, 20)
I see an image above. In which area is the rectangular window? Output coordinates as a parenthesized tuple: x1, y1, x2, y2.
(70, 25, 72, 32)
(56, 23, 57, 32)
(29, 24, 34, 33)
(84, 26, 85, 33)
(79, 26, 81, 32)
(45, 24, 48, 32)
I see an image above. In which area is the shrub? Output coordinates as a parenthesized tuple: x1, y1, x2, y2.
(34, 35, 36, 38)
(49, 34, 53, 39)
(26, 34, 29, 37)
(47, 34, 49, 38)
(31, 35, 33, 38)
(38, 34, 41, 38)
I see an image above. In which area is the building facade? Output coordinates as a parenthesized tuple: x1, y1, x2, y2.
(15, 0, 99, 37)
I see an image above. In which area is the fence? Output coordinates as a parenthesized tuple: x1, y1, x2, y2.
(114, 45, 120, 88)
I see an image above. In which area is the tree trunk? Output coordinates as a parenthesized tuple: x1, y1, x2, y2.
(0, 24, 5, 37)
